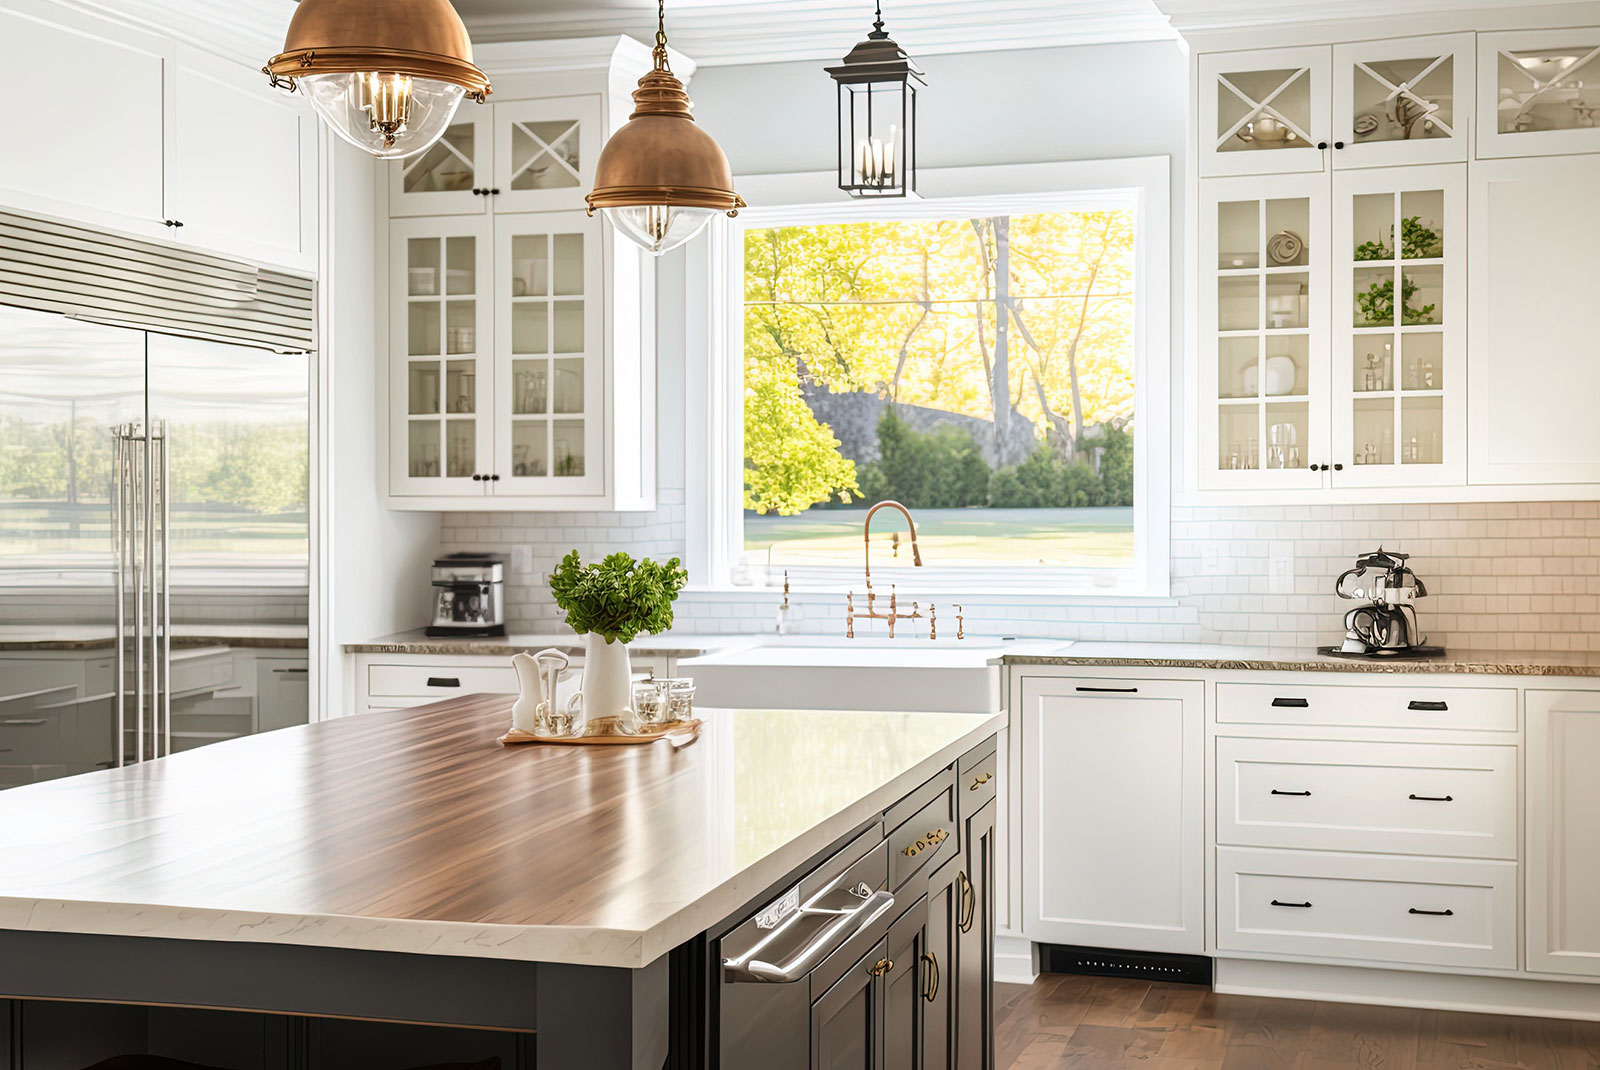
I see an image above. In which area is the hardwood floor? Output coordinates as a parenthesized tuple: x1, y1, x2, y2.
(997, 973, 1600, 1069)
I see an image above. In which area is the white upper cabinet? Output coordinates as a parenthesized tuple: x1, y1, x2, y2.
(1200, 47, 1331, 177)
(1331, 164, 1465, 486)
(1468, 154, 1600, 485)
(1478, 28, 1600, 158)
(171, 46, 319, 272)
(492, 96, 602, 214)
(1333, 34, 1474, 169)
(389, 111, 493, 217)
(0, 0, 169, 237)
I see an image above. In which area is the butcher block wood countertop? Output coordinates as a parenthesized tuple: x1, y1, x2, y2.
(0, 696, 999, 970)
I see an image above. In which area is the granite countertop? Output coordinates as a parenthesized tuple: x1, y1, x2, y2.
(0, 696, 999, 970)
(343, 629, 734, 659)
(1001, 641, 1600, 677)
(0, 623, 308, 652)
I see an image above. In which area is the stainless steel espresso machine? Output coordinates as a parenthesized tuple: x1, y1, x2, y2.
(426, 553, 508, 638)
(1318, 548, 1444, 659)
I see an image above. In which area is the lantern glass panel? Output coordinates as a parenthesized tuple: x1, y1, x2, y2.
(837, 80, 915, 197)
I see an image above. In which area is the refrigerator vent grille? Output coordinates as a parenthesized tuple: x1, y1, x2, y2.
(0, 210, 315, 353)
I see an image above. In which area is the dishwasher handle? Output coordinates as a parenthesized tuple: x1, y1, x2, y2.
(724, 887, 895, 983)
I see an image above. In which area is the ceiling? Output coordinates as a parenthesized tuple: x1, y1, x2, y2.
(451, 0, 1180, 65)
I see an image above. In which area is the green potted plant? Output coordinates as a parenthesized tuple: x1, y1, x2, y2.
(548, 551, 688, 721)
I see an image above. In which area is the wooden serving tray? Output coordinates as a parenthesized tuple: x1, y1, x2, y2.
(499, 715, 702, 747)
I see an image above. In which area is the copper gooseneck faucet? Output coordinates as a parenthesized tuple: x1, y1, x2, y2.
(845, 500, 959, 639)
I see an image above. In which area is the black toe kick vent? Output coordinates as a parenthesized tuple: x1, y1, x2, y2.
(1041, 944, 1213, 986)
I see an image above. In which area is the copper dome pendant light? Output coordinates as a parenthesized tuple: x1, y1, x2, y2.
(585, 0, 745, 256)
(264, 0, 491, 160)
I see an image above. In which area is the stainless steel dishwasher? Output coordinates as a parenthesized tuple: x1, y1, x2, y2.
(717, 830, 893, 1069)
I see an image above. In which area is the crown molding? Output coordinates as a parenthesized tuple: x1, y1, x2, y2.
(460, 1, 1177, 66)
(66, 0, 291, 65)
(1157, 0, 1600, 35)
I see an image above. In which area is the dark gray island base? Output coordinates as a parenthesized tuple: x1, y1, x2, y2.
(0, 699, 999, 1070)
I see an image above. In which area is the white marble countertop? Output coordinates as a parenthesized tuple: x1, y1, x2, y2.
(0, 697, 1000, 970)
(342, 630, 730, 658)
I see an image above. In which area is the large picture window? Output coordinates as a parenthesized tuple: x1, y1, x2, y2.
(727, 173, 1167, 594)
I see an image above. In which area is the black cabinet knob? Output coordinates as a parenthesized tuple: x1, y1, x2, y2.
(1317, 141, 1329, 150)
(1334, 141, 1346, 149)
(1333, 463, 1344, 471)
(490, 473, 501, 481)
(489, 188, 501, 195)
(471, 473, 483, 481)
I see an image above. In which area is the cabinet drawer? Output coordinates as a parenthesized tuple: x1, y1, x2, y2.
(367, 663, 519, 698)
(959, 742, 997, 816)
(1216, 682, 1516, 732)
(1217, 847, 1516, 970)
(168, 648, 235, 697)
(1218, 738, 1517, 859)
(887, 778, 958, 894)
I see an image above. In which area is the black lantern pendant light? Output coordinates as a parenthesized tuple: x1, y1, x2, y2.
(825, 1, 924, 198)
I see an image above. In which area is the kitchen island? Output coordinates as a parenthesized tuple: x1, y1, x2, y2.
(0, 696, 1000, 1069)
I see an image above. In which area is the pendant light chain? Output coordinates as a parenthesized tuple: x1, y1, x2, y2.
(653, 0, 670, 71)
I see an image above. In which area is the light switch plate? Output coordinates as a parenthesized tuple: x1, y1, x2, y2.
(510, 545, 534, 577)
(1201, 543, 1224, 576)
(1268, 540, 1295, 595)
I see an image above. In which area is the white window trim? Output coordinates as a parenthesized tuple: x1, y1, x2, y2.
(685, 157, 1172, 599)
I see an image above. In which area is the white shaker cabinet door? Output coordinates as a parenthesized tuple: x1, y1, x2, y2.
(1019, 676, 1204, 954)
(1332, 34, 1473, 170)
(1526, 690, 1600, 978)
(1478, 29, 1600, 159)
(1468, 155, 1600, 486)
(1199, 47, 1331, 178)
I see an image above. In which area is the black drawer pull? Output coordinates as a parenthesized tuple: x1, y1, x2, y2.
(427, 676, 461, 688)
(1408, 793, 1453, 802)
(1271, 697, 1309, 708)
(1408, 700, 1448, 711)
(1076, 686, 1138, 693)
(1270, 789, 1312, 797)
(1409, 908, 1454, 917)
(1271, 899, 1312, 909)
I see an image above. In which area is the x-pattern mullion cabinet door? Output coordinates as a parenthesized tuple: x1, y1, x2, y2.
(389, 215, 496, 497)
(492, 96, 602, 214)
(1199, 173, 1331, 490)
(1200, 47, 1331, 177)
(389, 108, 493, 217)
(1478, 28, 1600, 159)
(1330, 163, 1465, 487)
(493, 211, 605, 498)
(1332, 34, 1473, 169)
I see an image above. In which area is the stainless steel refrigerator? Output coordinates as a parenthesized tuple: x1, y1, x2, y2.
(0, 305, 312, 786)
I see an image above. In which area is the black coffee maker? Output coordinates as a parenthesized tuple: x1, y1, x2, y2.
(1318, 548, 1444, 659)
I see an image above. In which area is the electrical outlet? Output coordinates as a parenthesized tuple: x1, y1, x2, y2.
(1200, 543, 1224, 576)
(1268, 540, 1295, 595)
(510, 545, 534, 577)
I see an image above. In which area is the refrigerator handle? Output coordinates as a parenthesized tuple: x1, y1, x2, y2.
(158, 421, 171, 760)
(133, 422, 146, 765)
(112, 427, 126, 769)
(144, 420, 159, 762)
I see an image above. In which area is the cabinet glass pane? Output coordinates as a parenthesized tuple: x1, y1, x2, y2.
(446, 419, 476, 478)
(1353, 194, 1396, 261)
(1495, 45, 1600, 134)
(1214, 67, 1314, 154)
(1353, 267, 1395, 327)
(1264, 402, 1307, 469)
(553, 359, 584, 414)
(553, 301, 584, 353)
(445, 360, 476, 415)
(1219, 276, 1260, 331)
(401, 123, 476, 193)
(1218, 405, 1260, 470)
(512, 235, 549, 297)
(1404, 264, 1444, 325)
(553, 234, 584, 295)
(553, 420, 585, 478)
(1264, 273, 1308, 329)
(1265, 335, 1308, 396)
(511, 420, 547, 477)
(1219, 337, 1259, 399)
(445, 301, 476, 354)
(1401, 396, 1444, 463)
(1353, 398, 1395, 465)
(1399, 190, 1445, 257)
(1354, 337, 1396, 393)
(408, 421, 440, 478)
(513, 303, 549, 354)
(512, 360, 548, 415)
(407, 302, 440, 355)
(1264, 198, 1310, 267)
(509, 119, 581, 191)
(408, 362, 440, 414)
(1351, 55, 1455, 143)
(1217, 200, 1260, 268)
(446, 237, 476, 294)
(1402, 331, 1443, 390)
(407, 239, 440, 295)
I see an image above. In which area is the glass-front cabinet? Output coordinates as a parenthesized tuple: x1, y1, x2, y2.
(390, 216, 495, 496)
(1200, 47, 1331, 178)
(1478, 29, 1600, 158)
(1200, 174, 1330, 489)
(494, 212, 604, 497)
(1332, 164, 1465, 485)
(389, 111, 492, 216)
(1333, 34, 1473, 168)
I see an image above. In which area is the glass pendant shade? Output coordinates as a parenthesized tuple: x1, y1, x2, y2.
(602, 205, 719, 255)
(265, 0, 491, 160)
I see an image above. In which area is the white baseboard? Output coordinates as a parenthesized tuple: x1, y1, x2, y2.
(994, 933, 1039, 986)
(1216, 958, 1600, 1022)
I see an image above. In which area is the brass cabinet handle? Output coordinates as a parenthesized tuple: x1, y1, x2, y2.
(921, 951, 939, 1001)
(869, 957, 894, 977)
(958, 871, 976, 933)
(970, 771, 993, 790)
(900, 828, 950, 858)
